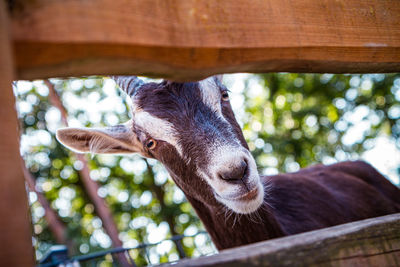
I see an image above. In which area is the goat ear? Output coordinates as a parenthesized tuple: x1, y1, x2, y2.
(56, 123, 141, 154)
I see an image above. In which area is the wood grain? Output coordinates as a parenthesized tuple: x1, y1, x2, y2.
(10, 0, 400, 80)
(0, 1, 34, 266)
(166, 213, 400, 267)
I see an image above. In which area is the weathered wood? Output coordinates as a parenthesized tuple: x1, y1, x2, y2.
(164, 213, 400, 267)
(11, 0, 400, 81)
(0, 1, 34, 266)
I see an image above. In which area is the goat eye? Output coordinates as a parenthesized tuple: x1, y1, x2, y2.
(146, 139, 157, 149)
(221, 91, 229, 101)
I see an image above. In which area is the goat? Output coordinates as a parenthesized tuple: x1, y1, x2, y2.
(56, 76, 400, 250)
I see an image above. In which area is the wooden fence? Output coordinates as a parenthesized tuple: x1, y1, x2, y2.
(165, 213, 400, 267)
(9, 0, 400, 80)
(1, 0, 400, 266)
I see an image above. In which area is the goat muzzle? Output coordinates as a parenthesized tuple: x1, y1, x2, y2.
(218, 159, 249, 185)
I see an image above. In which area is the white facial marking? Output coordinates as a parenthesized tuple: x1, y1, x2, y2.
(197, 79, 264, 213)
(129, 78, 264, 214)
(215, 182, 264, 214)
(215, 149, 264, 214)
(199, 77, 223, 115)
(197, 144, 264, 214)
(134, 111, 183, 156)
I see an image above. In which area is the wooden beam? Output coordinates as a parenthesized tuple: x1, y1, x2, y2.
(10, 0, 400, 81)
(0, 1, 34, 266)
(168, 213, 400, 267)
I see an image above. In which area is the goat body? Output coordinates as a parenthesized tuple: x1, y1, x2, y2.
(56, 76, 400, 250)
(190, 160, 400, 249)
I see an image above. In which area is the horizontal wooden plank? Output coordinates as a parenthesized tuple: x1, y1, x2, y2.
(164, 213, 400, 267)
(10, 0, 400, 80)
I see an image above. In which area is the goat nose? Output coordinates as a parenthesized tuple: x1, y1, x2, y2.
(218, 160, 248, 184)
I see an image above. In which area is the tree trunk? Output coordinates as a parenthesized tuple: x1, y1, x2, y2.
(23, 165, 76, 254)
(145, 160, 186, 259)
(45, 80, 132, 267)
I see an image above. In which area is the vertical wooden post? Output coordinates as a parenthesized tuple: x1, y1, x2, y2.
(0, 1, 35, 266)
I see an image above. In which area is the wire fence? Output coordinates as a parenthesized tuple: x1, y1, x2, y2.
(39, 231, 216, 267)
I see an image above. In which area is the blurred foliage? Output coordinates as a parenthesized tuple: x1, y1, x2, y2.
(14, 73, 400, 265)
(237, 73, 400, 174)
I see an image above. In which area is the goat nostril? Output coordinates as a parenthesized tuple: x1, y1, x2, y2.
(219, 159, 248, 184)
(240, 160, 249, 182)
(240, 160, 247, 176)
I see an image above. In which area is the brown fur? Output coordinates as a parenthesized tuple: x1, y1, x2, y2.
(58, 77, 400, 250)
(132, 80, 400, 250)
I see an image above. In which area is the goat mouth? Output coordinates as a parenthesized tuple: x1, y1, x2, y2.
(215, 183, 264, 214)
(224, 187, 259, 202)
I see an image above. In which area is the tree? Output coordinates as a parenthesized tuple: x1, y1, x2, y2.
(237, 73, 400, 179)
(14, 73, 400, 265)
